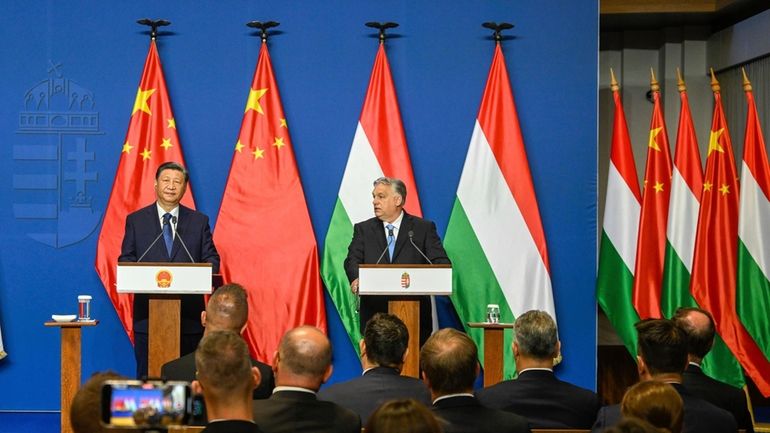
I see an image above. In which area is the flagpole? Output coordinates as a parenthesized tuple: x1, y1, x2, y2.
(136, 18, 170, 40)
(365, 21, 399, 44)
(247, 21, 280, 43)
(481, 22, 514, 44)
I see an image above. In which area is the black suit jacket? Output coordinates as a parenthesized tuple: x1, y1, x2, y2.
(591, 383, 737, 433)
(433, 395, 531, 433)
(252, 390, 360, 433)
(317, 366, 431, 422)
(119, 203, 220, 334)
(475, 369, 600, 429)
(683, 364, 753, 432)
(202, 420, 263, 433)
(344, 212, 450, 343)
(161, 351, 275, 399)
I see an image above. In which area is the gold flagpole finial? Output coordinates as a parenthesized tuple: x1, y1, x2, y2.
(650, 68, 660, 92)
(676, 68, 686, 92)
(710, 67, 720, 93)
(742, 67, 752, 92)
(610, 68, 619, 92)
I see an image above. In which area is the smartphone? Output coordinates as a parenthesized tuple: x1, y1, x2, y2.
(101, 380, 192, 428)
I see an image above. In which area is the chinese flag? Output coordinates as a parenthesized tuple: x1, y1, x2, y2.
(214, 42, 326, 363)
(690, 72, 770, 395)
(95, 40, 194, 342)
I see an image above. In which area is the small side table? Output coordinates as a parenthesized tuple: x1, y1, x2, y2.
(467, 322, 513, 387)
(45, 320, 98, 433)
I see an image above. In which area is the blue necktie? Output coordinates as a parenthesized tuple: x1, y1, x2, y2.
(386, 224, 395, 261)
(162, 213, 173, 257)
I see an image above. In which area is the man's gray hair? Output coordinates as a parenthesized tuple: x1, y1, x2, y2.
(373, 177, 407, 205)
(514, 310, 558, 359)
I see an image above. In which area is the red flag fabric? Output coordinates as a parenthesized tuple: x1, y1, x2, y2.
(95, 40, 194, 341)
(214, 42, 326, 363)
(632, 82, 672, 319)
(690, 75, 770, 395)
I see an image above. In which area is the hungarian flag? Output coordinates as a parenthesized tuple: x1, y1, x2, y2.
(214, 42, 326, 363)
(631, 76, 672, 320)
(690, 72, 770, 396)
(737, 70, 770, 395)
(444, 44, 554, 378)
(661, 75, 743, 387)
(321, 43, 423, 351)
(596, 70, 642, 356)
(95, 40, 194, 341)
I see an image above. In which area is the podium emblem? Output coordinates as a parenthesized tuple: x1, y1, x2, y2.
(401, 272, 410, 289)
(156, 269, 173, 288)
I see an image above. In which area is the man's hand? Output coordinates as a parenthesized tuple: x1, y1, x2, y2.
(350, 278, 360, 295)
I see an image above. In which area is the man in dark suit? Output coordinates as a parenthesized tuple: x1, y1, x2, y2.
(421, 328, 530, 433)
(193, 331, 264, 433)
(118, 161, 220, 377)
(344, 177, 450, 345)
(673, 307, 754, 432)
(318, 313, 431, 422)
(476, 310, 600, 428)
(161, 283, 274, 400)
(252, 326, 360, 433)
(591, 319, 738, 433)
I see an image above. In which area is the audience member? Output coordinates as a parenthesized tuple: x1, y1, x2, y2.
(193, 330, 263, 432)
(252, 326, 360, 433)
(476, 310, 600, 428)
(592, 319, 737, 433)
(161, 283, 275, 399)
(70, 371, 126, 433)
(603, 417, 665, 433)
(421, 328, 530, 433)
(673, 307, 754, 432)
(621, 381, 683, 433)
(318, 313, 431, 422)
(366, 399, 443, 433)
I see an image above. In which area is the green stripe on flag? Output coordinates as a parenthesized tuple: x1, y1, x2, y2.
(321, 198, 362, 355)
(597, 231, 639, 357)
(737, 240, 770, 362)
(445, 198, 517, 379)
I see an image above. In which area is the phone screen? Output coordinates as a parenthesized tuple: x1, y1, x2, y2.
(102, 380, 191, 427)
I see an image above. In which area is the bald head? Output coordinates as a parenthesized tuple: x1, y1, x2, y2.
(672, 307, 715, 363)
(204, 284, 248, 333)
(275, 326, 332, 390)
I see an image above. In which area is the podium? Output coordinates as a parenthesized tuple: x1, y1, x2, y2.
(117, 262, 213, 376)
(467, 322, 514, 386)
(359, 264, 451, 377)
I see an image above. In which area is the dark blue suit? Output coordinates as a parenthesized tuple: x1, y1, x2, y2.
(119, 203, 220, 377)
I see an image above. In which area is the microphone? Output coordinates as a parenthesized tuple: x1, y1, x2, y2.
(375, 226, 396, 264)
(171, 216, 195, 263)
(137, 218, 170, 262)
(408, 230, 433, 264)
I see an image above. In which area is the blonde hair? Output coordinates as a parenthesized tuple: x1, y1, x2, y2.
(621, 381, 683, 433)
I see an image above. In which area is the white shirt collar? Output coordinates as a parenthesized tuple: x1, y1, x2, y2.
(433, 393, 474, 404)
(518, 367, 553, 374)
(156, 203, 179, 226)
(382, 211, 404, 231)
(273, 386, 316, 395)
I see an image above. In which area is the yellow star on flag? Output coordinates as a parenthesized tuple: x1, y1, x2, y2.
(141, 148, 152, 161)
(273, 137, 285, 149)
(245, 88, 268, 114)
(708, 128, 725, 156)
(719, 184, 730, 195)
(235, 140, 245, 153)
(703, 181, 713, 192)
(654, 181, 664, 193)
(280, 118, 288, 128)
(253, 147, 265, 160)
(132, 87, 156, 116)
(122, 141, 133, 154)
(161, 138, 173, 150)
(167, 118, 176, 129)
(648, 127, 663, 151)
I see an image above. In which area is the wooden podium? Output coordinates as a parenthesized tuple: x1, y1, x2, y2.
(359, 264, 451, 377)
(467, 322, 514, 386)
(117, 262, 213, 376)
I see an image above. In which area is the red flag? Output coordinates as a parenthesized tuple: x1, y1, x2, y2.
(214, 43, 326, 363)
(95, 40, 194, 342)
(632, 75, 672, 319)
(690, 72, 770, 395)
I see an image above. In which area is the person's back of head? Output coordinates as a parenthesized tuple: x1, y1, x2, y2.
(275, 325, 332, 391)
(420, 328, 478, 396)
(366, 399, 442, 433)
(363, 313, 409, 369)
(70, 371, 126, 433)
(672, 307, 715, 363)
(604, 417, 666, 433)
(513, 310, 559, 362)
(194, 330, 258, 407)
(205, 283, 248, 333)
(635, 319, 688, 377)
(621, 381, 684, 433)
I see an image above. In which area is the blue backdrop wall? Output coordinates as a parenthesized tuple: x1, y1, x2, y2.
(0, 0, 598, 411)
